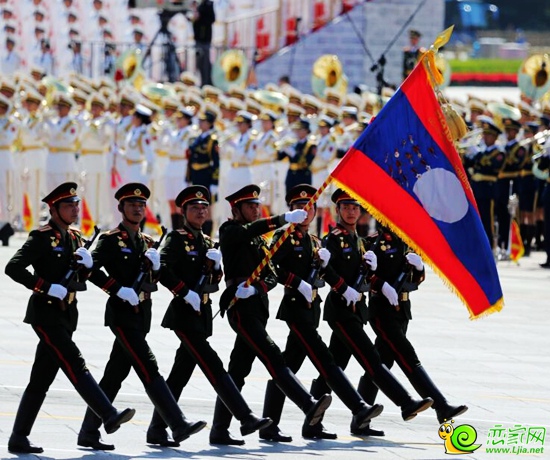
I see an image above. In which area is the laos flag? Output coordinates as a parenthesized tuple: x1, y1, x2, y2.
(330, 49, 503, 319)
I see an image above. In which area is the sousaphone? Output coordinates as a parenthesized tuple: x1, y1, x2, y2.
(518, 54, 550, 101)
(211, 49, 249, 92)
(115, 48, 145, 90)
(311, 55, 348, 98)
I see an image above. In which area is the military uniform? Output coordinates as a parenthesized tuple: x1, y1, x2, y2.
(360, 226, 468, 424)
(259, 185, 382, 442)
(0, 94, 19, 221)
(78, 183, 205, 450)
(5, 183, 134, 454)
(146, 186, 270, 446)
(209, 184, 331, 446)
(186, 112, 219, 191)
(123, 118, 154, 185)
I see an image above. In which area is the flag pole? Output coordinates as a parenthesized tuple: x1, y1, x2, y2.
(213, 175, 334, 319)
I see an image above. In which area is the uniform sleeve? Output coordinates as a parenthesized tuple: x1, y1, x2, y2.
(322, 234, 348, 294)
(5, 231, 52, 295)
(88, 235, 122, 295)
(238, 214, 287, 239)
(159, 232, 190, 297)
(271, 230, 303, 289)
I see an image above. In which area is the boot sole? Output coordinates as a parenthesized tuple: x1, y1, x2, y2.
(437, 405, 468, 424)
(357, 404, 384, 429)
(104, 408, 136, 434)
(403, 399, 434, 421)
(77, 439, 115, 451)
(307, 394, 332, 426)
(173, 420, 207, 443)
(241, 418, 273, 436)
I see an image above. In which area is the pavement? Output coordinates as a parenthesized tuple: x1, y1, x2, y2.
(0, 231, 549, 460)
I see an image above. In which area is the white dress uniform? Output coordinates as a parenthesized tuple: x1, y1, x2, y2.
(122, 124, 154, 185)
(0, 115, 19, 221)
(166, 124, 196, 201)
(19, 111, 48, 224)
(149, 119, 172, 224)
(46, 115, 80, 190)
(250, 129, 278, 210)
(225, 129, 256, 197)
(111, 114, 133, 180)
(78, 115, 114, 226)
(311, 132, 337, 208)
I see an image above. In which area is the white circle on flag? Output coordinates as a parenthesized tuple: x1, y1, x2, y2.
(413, 168, 468, 223)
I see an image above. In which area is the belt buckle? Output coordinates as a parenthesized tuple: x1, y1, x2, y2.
(399, 292, 409, 302)
(67, 292, 76, 303)
(139, 292, 146, 302)
(312, 289, 318, 300)
(202, 293, 209, 303)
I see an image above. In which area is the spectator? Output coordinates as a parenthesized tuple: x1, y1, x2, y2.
(189, 0, 215, 86)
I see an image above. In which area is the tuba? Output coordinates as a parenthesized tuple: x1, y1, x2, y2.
(140, 82, 177, 106)
(42, 76, 73, 108)
(211, 49, 249, 92)
(115, 48, 145, 90)
(252, 90, 288, 113)
(518, 54, 550, 101)
(486, 102, 521, 131)
(311, 55, 348, 98)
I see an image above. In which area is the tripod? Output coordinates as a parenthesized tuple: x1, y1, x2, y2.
(143, 9, 183, 82)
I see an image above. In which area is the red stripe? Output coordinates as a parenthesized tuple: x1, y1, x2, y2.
(333, 278, 344, 291)
(172, 280, 185, 294)
(103, 278, 115, 291)
(334, 322, 374, 376)
(35, 278, 44, 291)
(35, 326, 78, 384)
(285, 273, 294, 287)
(259, 280, 267, 293)
(371, 317, 412, 374)
(176, 330, 217, 385)
(234, 311, 277, 376)
(289, 324, 328, 379)
(115, 327, 151, 384)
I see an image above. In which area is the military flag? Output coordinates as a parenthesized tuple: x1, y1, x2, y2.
(81, 197, 96, 237)
(22, 193, 33, 232)
(509, 219, 525, 262)
(144, 206, 162, 235)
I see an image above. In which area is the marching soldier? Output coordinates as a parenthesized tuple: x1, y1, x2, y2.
(360, 225, 469, 424)
(259, 185, 383, 443)
(307, 190, 432, 437)
(5, 182, 135, 454)
(146, 185, 271, 447)
(277, 118, 317, 195)
(77, 183, 206, 450)
(209, 184, 332, 445)
(186, 109, 219, 236)
(122, 105, 154, 185)
(0, 93, 18, 221)
(46, 93, 80, 191)
(464, 117, 506, 249)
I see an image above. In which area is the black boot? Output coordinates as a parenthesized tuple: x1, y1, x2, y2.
(146, 409, 180, 447)
(74, 372, 135, 435)
(209, 395, 244, 446)
(213, 374, 272, 437)
(8, 390, 46, 454)
(77, 407, 115, 450)
(145, 375, 206, 443)
(259, 379, 292, 442)
(409, 366, 468, 424)
(351, 376, 385, 436)
(303, 378, 337, 440)
(273, 367, 332, 427)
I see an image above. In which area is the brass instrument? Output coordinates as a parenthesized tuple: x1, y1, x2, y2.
(518, 54, 550, 101)
(140, 82, 177, 105)
(211, 49, 248, 92)
(252, 90, 288, 113)
(486, 102, 521, 131)
(274, 134, 297, 151)
(311, 55, 348, 98)
(115, 48, 145, 90)
(42, 76, 73, 107)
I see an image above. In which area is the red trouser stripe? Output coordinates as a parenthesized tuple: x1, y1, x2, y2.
(372, 317, 413, 374)
(115, 327, 151, 384)
(289, 324, 328, 379)
(175, 330, 217, 386)
(335, 322, 374, 376)
(35, 326, 78, 384)
(235, 311, 277, 376)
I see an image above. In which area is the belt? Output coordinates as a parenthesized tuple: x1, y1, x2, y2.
(311, 165, 328, 174)
(252, 158, 274, 165)
(202, 293, 210, 304)
(471, 173, 497, 182)
(81, 149, 104, 155)
(520, 170, 533, 177)
(21, 145, 43, 151)
(39, 291, 76, 305)
(169, 156, 185, 161)
(231, 162, 251, 168)
(284, 287, 318, 300)
(289, 163, 308, 171)
(0, 145, 10, 149)
(226, 277, 249, 287)
(49, 147, 74, 153)
(190, 162, 211, 171)
(156, 150, 169, 157)
(498, 171, 519, 179)
(399, 292, 409, 302)
(138, 291, 151, 301)
(126, 158, 143, 165)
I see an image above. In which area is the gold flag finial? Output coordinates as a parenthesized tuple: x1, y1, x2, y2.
(432, 25, 454, 51)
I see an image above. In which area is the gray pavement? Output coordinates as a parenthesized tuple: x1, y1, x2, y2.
(0, 232, 549, 460)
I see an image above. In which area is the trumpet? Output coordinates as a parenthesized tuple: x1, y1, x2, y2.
(274, 135, 297, 151)
(519, 129, 550, 151)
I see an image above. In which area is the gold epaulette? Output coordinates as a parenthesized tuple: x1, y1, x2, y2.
(331, 227, 342, 235)
(69, 226, 82, 234)
(106, 228, 121, 235)
(176, 228, 190, 236)
(142, 233, 154, 244)
(38, 224, 52, 232)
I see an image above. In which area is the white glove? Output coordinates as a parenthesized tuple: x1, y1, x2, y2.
(284, 209, 308, 224)
(210, 184, 218, 197)
(406, 252, 424, 271)
(363, 250, 377, 271)
(117, 287, 139, 306)
(235, 282, 257, 299)
(342, 286, 361, 306)
(206, 248, 222, 270)
(382, 282, 398, 306)
(318, 248, 331, 268)
(184, 289, 201, 312)
(297, 280, 313, 302)
(75, 247, 93, 269)
(285, 146, 296, 158)
(145, 248, 161, 271)
(48, 284, 68, 300)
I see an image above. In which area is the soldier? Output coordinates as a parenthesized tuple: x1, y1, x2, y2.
(307, 190, 433, 437)
(186, 109, 219, 236)
(122, 104, 154, 185)
(403, 29, 425, 80)
(464, 117, 506, 249)
(77, 183, 206, 450)
(146, 185, 272, 446)
(225, 111, 256, 197)
(46, 93, 80, 191)
(360, 225, 469, 424)
(277, 118, 316, 195)
(209, 184, 332, 446)
(0, 93, 18, 221)
(258, 184, 383, 443)
(5, 182, 135, 454)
